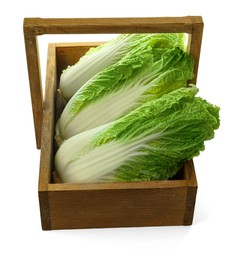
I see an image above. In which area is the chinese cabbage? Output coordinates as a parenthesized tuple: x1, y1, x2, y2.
(57, 47, 194, 141)
(59, 33, 187, 100)
(55, 86, 220, 183)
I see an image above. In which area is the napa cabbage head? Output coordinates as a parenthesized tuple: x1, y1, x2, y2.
(55, 86, 220, 183)
(57, 46, 194, 142)
(59, 33, 187, 101)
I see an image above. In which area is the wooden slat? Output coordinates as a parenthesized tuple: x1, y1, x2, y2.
(188, 16, 204, 84)
(24, 17, 194, 35)
(48, 186, 188, 229)
(38, 191, 51, 230)
(24, 25, 43, 148)
(39, 43, 56, 190)
(38, 44, 56, 230)
(183, 160, 198, 225)
(48, 179, 188, 191)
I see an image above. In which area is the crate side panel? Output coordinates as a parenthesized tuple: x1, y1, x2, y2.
(39, 191, 51, 230)
(49, 187, 187, 230)
(183, 160, 198, 225)
(39, 43, 57, 189)
(183, 186, 197, 225)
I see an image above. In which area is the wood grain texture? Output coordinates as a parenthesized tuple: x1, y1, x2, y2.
(188, 16, 204, 84)
(39, 43, 56, 190)
(38, 44, 56, 230)
(24, 17, 194, 35)
(48, 185, 188, 229)
(38, 191, 51, 230)
(183, 160, 198, 225)
(23, 25, 43, 148)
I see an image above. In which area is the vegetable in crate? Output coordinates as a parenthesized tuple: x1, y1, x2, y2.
(57, 46, 194, 141)
(55, 86, 220, 183)
(59, 33, 187, 101)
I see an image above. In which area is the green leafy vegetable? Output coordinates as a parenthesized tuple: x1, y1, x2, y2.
(59, 33, 186, 101)
(55, 86, 220, 183)
(57, 46, 194, 141)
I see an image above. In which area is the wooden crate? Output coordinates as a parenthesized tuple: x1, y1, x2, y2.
(24, 17, 203, 230)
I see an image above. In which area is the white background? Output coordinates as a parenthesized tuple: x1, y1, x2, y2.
(1, 0, 231, 259)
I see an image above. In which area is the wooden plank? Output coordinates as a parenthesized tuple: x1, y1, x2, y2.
(49, 186, 188, 229)
(188, 16, 204, 84)
(48, 179, 188, 191)
(24, 17, 194, 34)
(23, 25, 43, 148)
(183, 160, 198, 225)
(38, 44, 57, 230)
(39, 43, 56, 190)
(39, 191, 51, 230)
